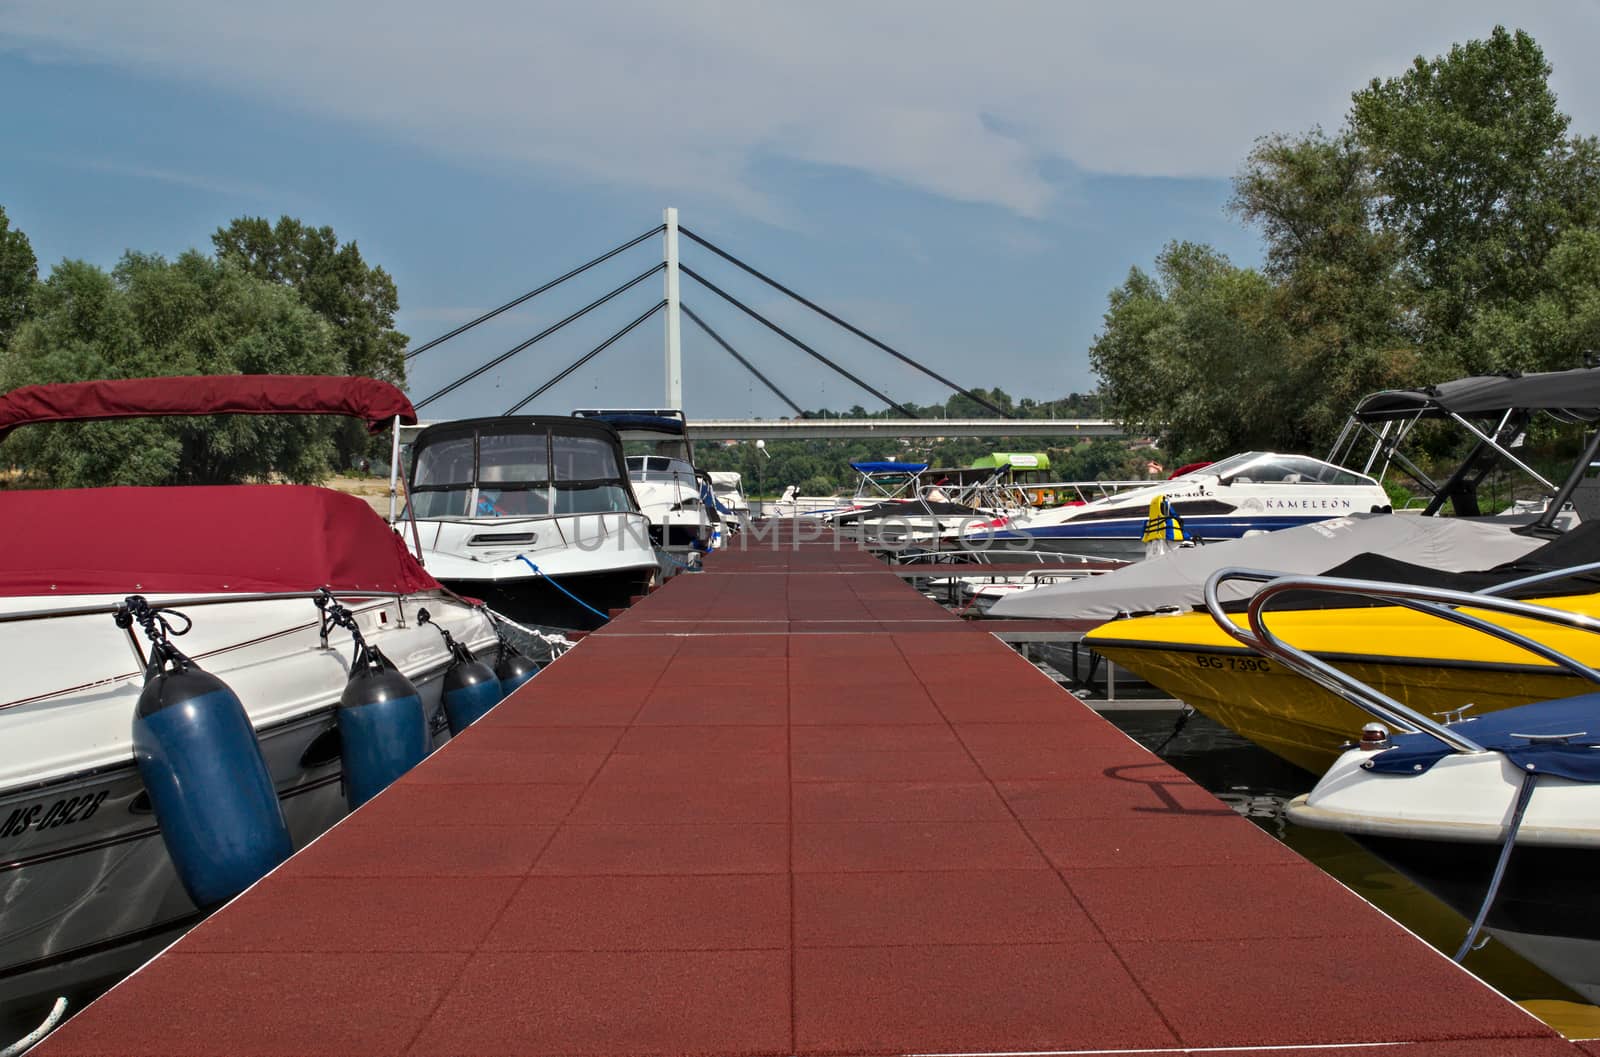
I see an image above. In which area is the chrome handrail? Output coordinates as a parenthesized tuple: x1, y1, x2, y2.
(1247, 575, 1600, 685)
(1202, 566, 1600, 755)
(0, 588, 416, 627)
(1199, 568, 1475, 749)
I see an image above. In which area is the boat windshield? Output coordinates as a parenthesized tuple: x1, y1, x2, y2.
(1202, 451, 1377, 487)
(410, 424, 635, 519)
(622, 436, 693, 463)
(626, 455, 698, 483)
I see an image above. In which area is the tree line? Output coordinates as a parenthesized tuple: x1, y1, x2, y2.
(0, 213, 406, 487)
(1091, 27, 1600, 460)
(692, 386, 1153, 497)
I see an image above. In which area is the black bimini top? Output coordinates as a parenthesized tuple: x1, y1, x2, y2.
(1354, 368, 1600, 422)
(414, 415, 624, 447)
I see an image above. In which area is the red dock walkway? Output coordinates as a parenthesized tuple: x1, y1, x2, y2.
(33, 533, 1596, 1056)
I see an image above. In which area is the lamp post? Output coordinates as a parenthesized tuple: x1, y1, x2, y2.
(754, 439, 767, 514)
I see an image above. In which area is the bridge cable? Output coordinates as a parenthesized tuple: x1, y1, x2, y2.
(679, 226, 1011, 418)
(405, 226, 665, 361)
(503, 300, 667, 415)
(679, 264, 917, 419)
(680, 304, 808, 419)
(415, 263, 666, 410)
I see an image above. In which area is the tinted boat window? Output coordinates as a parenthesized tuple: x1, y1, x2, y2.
(474, 488, 552, 517)
(554, 483, 633, 513)
(414, 436, 475, 486)
(411, 489, 472, 517)
(480, 433, 549, 484)
(553, 434, 622, 481)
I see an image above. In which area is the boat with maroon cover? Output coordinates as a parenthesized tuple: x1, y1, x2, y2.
(0, 376, 499, 1016)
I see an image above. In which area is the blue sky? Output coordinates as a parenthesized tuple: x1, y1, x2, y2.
(4, 3, 1598, 419)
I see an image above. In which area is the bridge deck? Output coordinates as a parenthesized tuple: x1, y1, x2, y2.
(33, 531, 1589, 1057)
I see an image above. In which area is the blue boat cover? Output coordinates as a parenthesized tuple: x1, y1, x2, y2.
(1366, 692, 1600, 782)
(850, 461, 928, 474)
(576, 412, 685, 434)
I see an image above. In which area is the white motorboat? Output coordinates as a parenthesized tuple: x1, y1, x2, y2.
(0, 375, 510, 1015)
(573, 410, 716, 558)
(1210, 565, 1600, 999)
(403, 415, 658, 629)
(763, 461, 933, 520)
(706, 471, 750, 523)
(968, 451, 1390, 561)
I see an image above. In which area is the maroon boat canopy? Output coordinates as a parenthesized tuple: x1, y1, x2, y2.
(0, 485, 439, 597)
(0, 375, 417, 443)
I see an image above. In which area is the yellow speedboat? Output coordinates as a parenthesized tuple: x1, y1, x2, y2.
(1085, 589, 1600, 773)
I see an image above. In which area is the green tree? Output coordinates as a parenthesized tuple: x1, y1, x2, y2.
(0, 252, 343, 487)
(945, 387, 1015, 418)
(1230, 129, 1417, 440)
(0, 205, 38, 351)
(1093, 26, 1600, 456)
(1350, 26, 1600, 371)
(1090, 242, 1292, 459)
(213, 216, 407, 466)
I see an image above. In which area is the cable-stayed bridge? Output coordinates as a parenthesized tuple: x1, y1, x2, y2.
(406, 208, 1111, 437)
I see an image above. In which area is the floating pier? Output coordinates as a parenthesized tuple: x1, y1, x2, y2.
(31, 526, 1595, 1056)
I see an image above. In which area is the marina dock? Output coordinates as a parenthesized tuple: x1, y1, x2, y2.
(31, 527, 1596, 1056)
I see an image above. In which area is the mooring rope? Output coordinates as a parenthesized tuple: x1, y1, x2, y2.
(1453, 767, 1539, 962)
(514, 556, 610, 623)
(0, 997, 67, 1057)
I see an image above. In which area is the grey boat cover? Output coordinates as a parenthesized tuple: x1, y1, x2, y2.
(986, 513, 1547, 622)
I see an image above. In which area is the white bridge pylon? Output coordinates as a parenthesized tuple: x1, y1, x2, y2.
(663, 206, 682, 409)
(407, 208, 1041, 425)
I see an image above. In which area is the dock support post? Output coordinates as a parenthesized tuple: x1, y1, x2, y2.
(664, 207, 682, 409)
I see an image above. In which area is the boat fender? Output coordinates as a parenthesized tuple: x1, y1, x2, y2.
(419, 608, 503, 734)
(119, 597, 291, 910)
(492, 636, 541, 696)
(317, 591, 428, 809)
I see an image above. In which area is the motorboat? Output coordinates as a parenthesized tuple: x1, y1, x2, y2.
(706, 471, 750, 523)
(1082, 529, 1600, 773)
(967, 451, 1391, 560)
(764, 461, 931, 520)
(987, 366, 1600, 618)
(0, 375, 508, 1015)
(1224, 570, 1600, 999)
(403, 415, 658, 629)
(825, 461, 1020, 548)
(574, 409, 716, 559)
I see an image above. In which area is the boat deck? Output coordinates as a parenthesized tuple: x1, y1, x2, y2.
(32, 528, 1595, 1056)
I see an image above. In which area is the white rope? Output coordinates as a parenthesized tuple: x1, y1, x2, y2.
(482, 607, 574, 660)
(0, 997, 68, 1057)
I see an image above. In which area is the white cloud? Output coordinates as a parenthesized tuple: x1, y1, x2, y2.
(5, 1, 1599, 218)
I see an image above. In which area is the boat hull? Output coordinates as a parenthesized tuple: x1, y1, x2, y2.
(1086, 592, 1600, 773)
(982, 513, 1334, 546)
(0, 594, 496, 1012)
(0, 709, 355, 1011)
(441, 564, 655, 630)
(1286, 736, 1600, 1000)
